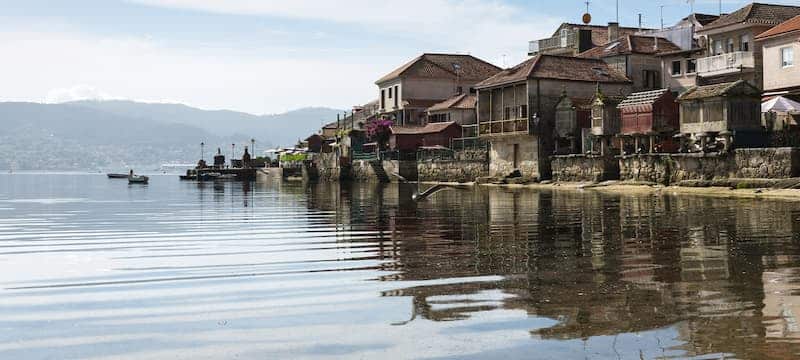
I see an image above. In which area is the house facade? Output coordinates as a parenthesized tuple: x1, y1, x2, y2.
(375, 53, 501, 127)
(427, 94, 478, 139)
(578, 35, 682, 92)
(695, 3, 800, 89)
(389, 122, 462, 151)
(475, 55, 631, 179)
(756, 15, 800, 96)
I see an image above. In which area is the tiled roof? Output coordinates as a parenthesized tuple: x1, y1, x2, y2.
(376, 53, 502, 84)
(427, 94, 476, 112)
(322, 121, 338, 129)
(617, 89, 670, 108)
(693, 13, 721, 26)
(677, 80, 761, 101)
(756, 14, 800, 39)
(402, 99, 443, 109)
(475, 55, 630, 89)
(390, 121, 459, 135)
(701, 3, 800, 32)
(578, 35, 682, 59)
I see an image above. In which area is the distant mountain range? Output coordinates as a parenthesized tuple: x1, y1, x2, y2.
(0, 101, 342, 171)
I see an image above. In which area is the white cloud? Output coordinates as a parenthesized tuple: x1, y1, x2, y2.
(127, 0, 561, 66)
(0, 30, 390, 114)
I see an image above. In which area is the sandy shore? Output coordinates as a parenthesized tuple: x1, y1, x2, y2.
(418, 180, 800, 201)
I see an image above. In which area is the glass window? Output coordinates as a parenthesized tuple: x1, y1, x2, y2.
(726, 38, 734, 53)
(671, 60, 682, 76)
(739, 34, 750, 52)
(713, 40, 723, 55)
(782, 47, 794, 67)
(687, 59, 697, 74)
(388, 87, 392, 98)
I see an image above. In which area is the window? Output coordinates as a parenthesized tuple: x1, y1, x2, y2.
(388, 87, 392, 98)
(686, 59, 697, 74)
(393, 85, 399, 108)
(380, 90, 386, 109)
(782, 47, 794, 68)
(457, 86, 463, 95)
(671, 60, 682, 76)
(643, 70, 660, 90)
(519, 105, 528, 119)
(713, 40, 723, 55)
(726, 38, 734, 53)
(503, 107, 511, 120)
(739, 34, 750, 52)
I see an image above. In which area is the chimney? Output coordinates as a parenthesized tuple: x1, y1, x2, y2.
(608, 22, 619, 43)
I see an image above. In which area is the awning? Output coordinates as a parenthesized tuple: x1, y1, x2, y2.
(762, 96, 800, 113)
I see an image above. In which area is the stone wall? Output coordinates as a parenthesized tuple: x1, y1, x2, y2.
(418, 160, 488, 183)
(489, 135, 540, 180)
(552, 154, 619, 182)
(381, 160, 418, 182)
(351, 159, 378, 182)
(619, 147, 800, 185)
(310, 153, 341, 182)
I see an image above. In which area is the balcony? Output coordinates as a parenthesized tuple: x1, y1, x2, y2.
(697, 51, 755, 77)
(528, 31, 577, 55)
(479, 118, 530, 136)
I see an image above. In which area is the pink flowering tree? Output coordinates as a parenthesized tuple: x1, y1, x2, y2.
(366, 116, 393, 151)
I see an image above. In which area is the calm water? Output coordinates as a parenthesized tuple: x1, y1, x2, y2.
(2, 174, 800, 359)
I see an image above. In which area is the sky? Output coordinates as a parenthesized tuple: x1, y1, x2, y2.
(0, 0, 797, 115)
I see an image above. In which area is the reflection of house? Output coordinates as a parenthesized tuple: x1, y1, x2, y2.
(695, 3, 800, 88)
(677, 80, 763, 147)
(389, 122, 462, 151)
(528, 22, 644, 56)
(756, 15, 800, 96)
(578, 35, 682, 92)
(376, 53, 501, 126)
(617, 88, 680, 153)
(475, 55, 631, 179)
(427, 94, 478, 139)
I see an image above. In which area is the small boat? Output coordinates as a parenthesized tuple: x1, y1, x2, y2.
(128, 175, 149, 184)
(198, 172, 221, 181)
(107, 173, 129, 179)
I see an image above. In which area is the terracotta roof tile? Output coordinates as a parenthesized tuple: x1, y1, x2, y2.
(701, 3, 800, 32)
(756, 14, 800, 39)
(475, 55, 630, 89)
(390, 121, 459, 135)
(578, 35, 683, 59)
(427, 94, 476, 112)
(376, 53, 502, 84)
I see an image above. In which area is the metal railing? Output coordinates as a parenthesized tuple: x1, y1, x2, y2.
(451, 137, 488, 151)
(697, 51, 754, 76)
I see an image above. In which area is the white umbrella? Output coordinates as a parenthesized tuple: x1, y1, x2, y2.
(762, 96, 800, 113)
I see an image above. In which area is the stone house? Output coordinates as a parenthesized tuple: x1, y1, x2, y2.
(375, 53, 501, 126)
(475, 54, 631, 179)
(426, 94, 478, 139)
(755, 15, 800, 96)
(554, 95, 592, 154)
(677, 80, 763, 149)
(578, 35, 683, 92)
(695, 3, 800, 89)
(528, 22, 644, 56)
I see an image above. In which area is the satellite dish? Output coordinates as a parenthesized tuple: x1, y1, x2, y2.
(582, 13, 592, 24)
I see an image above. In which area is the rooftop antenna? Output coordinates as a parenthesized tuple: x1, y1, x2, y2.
(687, 0, 695, 14)
(582, 1, 592, 24)
(719, 0, 722, 16)
(660, 5, 664, 30)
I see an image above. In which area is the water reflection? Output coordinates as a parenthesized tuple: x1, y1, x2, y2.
(3, 174, 800, 359)
(304, 182, 800, 358)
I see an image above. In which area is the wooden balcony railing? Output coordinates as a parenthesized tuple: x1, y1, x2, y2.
(479, 118, 529, 136)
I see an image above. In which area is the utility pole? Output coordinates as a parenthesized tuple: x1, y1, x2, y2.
(250, 138, 255, 158)
(200, 142, 205, 162)
(616, 0, 619, 23)
(660, 5, 664, 30)
(687, 0, 695, 14)
(638, 13, 642, 31)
